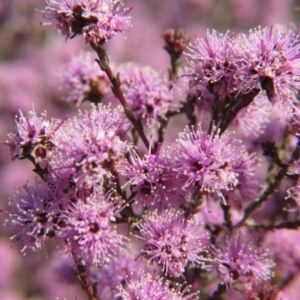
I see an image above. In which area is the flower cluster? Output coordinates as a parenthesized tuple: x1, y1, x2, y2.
(187, 25, 300, 106)
(62, 195, 128, 266)
(3, 1, 300, 300)
(42, 0, 132, 45)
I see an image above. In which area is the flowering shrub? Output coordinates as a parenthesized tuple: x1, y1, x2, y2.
(2, 1, 300, 299)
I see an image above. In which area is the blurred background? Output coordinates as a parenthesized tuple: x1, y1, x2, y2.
(0, 0, 299, 299)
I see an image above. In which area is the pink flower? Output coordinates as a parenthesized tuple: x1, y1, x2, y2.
(240, 25, 300, 105)
(58, 51, 110, 105)
(186, 30, 243, 100)
(164, 125, 257, 203)
(137, 208, 208, 277)
(51, 104, 131, 190)
(5, 178, 65, 254)
(62, 194, 128, 265)
(115, 271, 198, 300)
(42, 0, 132, 45)
(5, 107, 64, 167)
(116, 63, 178, 132)
(211, 232, 274, 285)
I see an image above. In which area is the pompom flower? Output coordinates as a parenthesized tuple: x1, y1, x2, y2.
(120, 146, 184, 208)
(164, 125, 257, 203)
(211, 232, 274, 285)
(93, 251, 149, 300)
(5, 107, 64, 167)
(5, 178, 64, 254)
(114, 271, 198, 300)
(240, 25, 300, 105)
(51, 104, 131, 190)
(186, 30, 243, 100)
(42, 0, 132, 45)
(116, 63, 178, 131)
(137, 208, 208, 277)
(58, 51, 110, 106)
(61, 195, 128, 265)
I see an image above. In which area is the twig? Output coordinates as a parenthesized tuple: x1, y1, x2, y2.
(220, 203, 232, 230)
(234, 165, 288, 229)
(234, 139, 300, 229)
(208, 283, 227, 300)
(91, 45, 150, 150)
(73, 255, 98, 300)
(246, 219, 300, 230)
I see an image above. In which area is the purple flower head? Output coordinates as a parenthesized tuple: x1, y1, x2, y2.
(93, 251, 150, 300)
(240, 25, 300, 105)
(51, 104, 131, 190)
(116, 63, 179, 132)
(58, 51, 110, 106)
(211, 232, 274, 285)
(5, 178, 65, 255)
(42, 0, 132, 45)
(114, 271, 198, 300)
(62, 195, 128, 265)
(120, 146, 184, 208)
(137, 208, 209, 277)
(186, 30, 242, 100)
(5, 107, 64, 167)
(164, 125, 256, 203)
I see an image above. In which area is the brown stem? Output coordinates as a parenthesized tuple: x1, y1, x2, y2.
(72, 254, 98, 300)
(220, 202, 232, 230)
(218, 89, 259, 135)
(246, 219, 300, 230)
(91, 45, 150, 150)
(234, 165, 288, 229)
(184, 95, 197, 128)
(234, 138, 300, 229)
(208, 283, 227, 300)
(154, 109, 183, 152)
